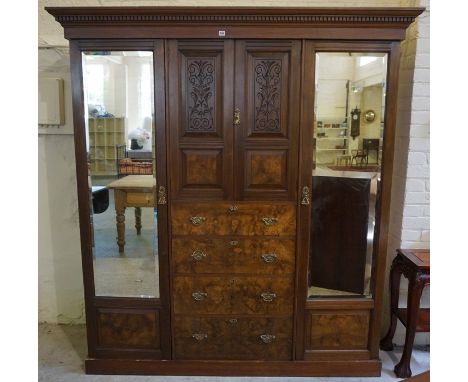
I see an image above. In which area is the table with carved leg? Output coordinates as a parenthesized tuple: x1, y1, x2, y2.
(106, 175, 156, 253)
(380, 249, 430, 378)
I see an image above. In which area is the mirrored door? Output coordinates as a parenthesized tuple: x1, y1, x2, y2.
(308, 52, 388, 298)
(82, 50, 160, 298)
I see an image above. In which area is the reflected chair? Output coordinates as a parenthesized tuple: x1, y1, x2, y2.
(351, 149, 368, 167)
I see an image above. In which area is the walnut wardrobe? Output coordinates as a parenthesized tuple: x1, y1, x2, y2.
(47, 6, 424, 377)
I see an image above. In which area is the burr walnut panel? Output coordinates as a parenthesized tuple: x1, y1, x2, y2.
(182, 149, 223, 187)
(306, 310, 370, 350)
(171, 202, 296, 236)
(97, 308, 160, 349)
(245, 149, 288, 189)
(173, 275, 294, 315)
(173, 315, 293, 360)
(172, 237, 295, 275)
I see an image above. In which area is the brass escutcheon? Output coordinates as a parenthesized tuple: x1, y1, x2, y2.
(229, 240, 239, 246)
(158, 185, 167, 205)
(228, 318, 238, 324)
(228, 205, 239, 213)
(301, 186, 311, 205)
(233, 108, 241, 126)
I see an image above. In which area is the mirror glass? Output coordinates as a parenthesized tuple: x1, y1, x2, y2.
(82, 51, 159, 298)
(308, 52, 387, 298)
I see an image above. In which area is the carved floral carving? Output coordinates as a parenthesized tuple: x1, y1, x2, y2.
(254, 59, 281, 132)
(187, 59, 215, 132)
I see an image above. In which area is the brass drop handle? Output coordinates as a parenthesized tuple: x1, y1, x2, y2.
(189, 216, 206, 226)
(262, 217, 278, 226)
(192, 333, 208, 341)
(228, 205, 239, 213)
(261, 253, 277, 263)
(191, 250, 207, 261)
(192, 291, 208, 301)
(228, 318, 238, 324)
(233, 108, 241, 126)
(260, 334, 276, 344)
(229, 240, 239, 246)
(260, 292, 277, 302)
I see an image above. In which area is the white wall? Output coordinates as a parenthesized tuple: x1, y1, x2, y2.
(38, 51, 85, 324)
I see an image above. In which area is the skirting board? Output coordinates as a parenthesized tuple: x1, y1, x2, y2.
(85, 358, 382, 376)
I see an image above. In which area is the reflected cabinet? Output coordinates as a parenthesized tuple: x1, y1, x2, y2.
(47, 6, 424, 377)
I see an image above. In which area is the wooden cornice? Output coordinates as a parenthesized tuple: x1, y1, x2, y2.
(46, 6, 425, 41)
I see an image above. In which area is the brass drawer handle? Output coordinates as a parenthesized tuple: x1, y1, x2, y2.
(192, 333, 208, 341)
(189, 216, 206, 226)
(228, 318, 238, 324)
(260, 334, 276, 344)
(262, 217, 278, 226)
(192, 291, 208, 301)
(260, 292, 277, 302)
(191, 250, 207, 261)
(261, 253, 277, 263)
(229, 240, 239, 246)
(228, 205, 239, 213)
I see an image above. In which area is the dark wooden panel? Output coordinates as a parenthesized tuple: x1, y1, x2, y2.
(309, 175, 371, 295)
(173, 316, 292, 360)
(172, 276, 294, 315)
(96, 308, 160, 349)
(172, 237, 295, 275)
(168, 40, 234, 200)
(235, 40, 300, 201)
(305, 310, 370, 350)
(171, 202, 296, 236)
(304, 349, 371, 361)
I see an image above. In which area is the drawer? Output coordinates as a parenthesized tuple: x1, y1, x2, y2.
(173, 276, 294, 315)
(126, 191, 154, 206)
(173, 315, 292, 360)
(171, 202, 296, 236)
(172, 237, 295, 275)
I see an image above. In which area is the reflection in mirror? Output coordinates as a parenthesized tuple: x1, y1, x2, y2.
(82, 51, 159, 298)
(308, 52, 387, 298)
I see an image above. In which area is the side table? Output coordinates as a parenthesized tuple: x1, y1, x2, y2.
(380, 249, 430, 378)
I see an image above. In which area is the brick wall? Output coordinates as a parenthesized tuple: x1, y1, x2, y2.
(386, 0, 430, 345)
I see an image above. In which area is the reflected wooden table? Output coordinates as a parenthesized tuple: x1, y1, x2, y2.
(380, 249, 430, 378)
(107, 175, 155, 253)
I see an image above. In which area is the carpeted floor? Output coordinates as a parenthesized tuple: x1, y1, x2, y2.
(38, 323, 430, 382)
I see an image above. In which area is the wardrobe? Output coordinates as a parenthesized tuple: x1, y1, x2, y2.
(47, 6, 424, 376)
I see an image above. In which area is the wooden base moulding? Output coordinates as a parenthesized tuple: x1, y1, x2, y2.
(85, 359, 382, 377)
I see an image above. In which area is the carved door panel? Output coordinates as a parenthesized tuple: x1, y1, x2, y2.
(234, 40, 301, 201)
(168, 40, 234, 201)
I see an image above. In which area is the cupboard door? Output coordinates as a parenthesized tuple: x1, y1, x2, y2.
(168, 40, 234, 201)
(234, 40, 301, 201)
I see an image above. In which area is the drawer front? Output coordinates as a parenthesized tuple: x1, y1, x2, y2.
(172, 237, 295, 275)
(171, 202, 296, 236)
(173, 316, 293, 360)
(173, 276, 294, 315)
(126, 191, 154, 206)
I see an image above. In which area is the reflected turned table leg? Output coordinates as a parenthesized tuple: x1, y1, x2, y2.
(135, 207, 142, 235)
(114, 189, 126, 253)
